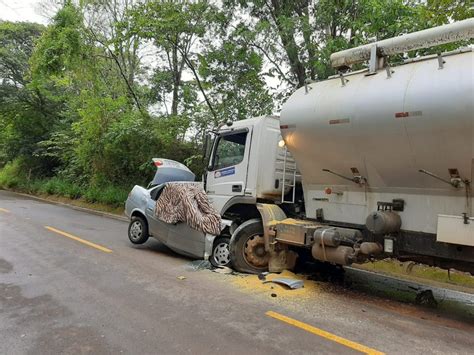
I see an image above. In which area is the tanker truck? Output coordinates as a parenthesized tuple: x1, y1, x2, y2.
(202, 19, 474, 274)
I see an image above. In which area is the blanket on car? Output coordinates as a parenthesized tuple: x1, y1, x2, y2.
(155, 182, 221, 235)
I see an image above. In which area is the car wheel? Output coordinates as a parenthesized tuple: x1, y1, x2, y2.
(128, 216, 149, 244)
(210, 237, 231, 267)
(229, 219, 269, 274)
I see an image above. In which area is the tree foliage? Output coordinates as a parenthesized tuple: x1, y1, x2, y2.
(0, 0, 470, 202)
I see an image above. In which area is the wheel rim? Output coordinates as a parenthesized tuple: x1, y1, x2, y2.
(243, 234, 269, 268)
(129, 221, 143, 241)
(212, 242, 230, 266)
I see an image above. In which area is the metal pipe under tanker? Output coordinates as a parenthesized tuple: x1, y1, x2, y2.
(279, 40, 473, 271)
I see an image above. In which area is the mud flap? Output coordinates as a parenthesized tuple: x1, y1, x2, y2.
(256, 203, 297, 273)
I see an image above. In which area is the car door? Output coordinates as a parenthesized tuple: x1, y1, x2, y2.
(146, 186, 170, 244)
(205, 129, 251, 212)
(166, 224, 207, 259)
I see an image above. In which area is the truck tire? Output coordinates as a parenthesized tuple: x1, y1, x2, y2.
(128, 216, 149, 244)
(209, 237, 231, 267)
(229, 219, 269, 274)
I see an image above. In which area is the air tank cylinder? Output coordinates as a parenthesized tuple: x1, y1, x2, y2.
(313, 227, 362, 246)
(366, 211, 401, 235)
(311, 244, 353, 265)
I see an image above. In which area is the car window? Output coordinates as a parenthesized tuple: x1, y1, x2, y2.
(150, 185, 164, 201)
(213, 132, 247, 170)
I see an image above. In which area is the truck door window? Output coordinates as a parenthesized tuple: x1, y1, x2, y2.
(213, 132, 247, 170)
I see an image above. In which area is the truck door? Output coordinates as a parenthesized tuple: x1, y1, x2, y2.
(206, 129, 250, 212)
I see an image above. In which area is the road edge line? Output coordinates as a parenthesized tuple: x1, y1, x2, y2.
(45, 226, 113, 253)
(266, 311, 384, 355)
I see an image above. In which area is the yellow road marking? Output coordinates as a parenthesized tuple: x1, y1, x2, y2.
(0, 208, 10, 213)
(266, 311, 384, 355)
(44, 226, 113, 253)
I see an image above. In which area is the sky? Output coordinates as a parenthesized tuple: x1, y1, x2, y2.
(0, 0, 49, 24)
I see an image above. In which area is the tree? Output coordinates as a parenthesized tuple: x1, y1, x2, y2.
(0, 21, 43, 86)
(224, 0, 468, 96)
(198, 28, 273, 125)
(0, 21, 46, 168)
(128, 1, 218, 118)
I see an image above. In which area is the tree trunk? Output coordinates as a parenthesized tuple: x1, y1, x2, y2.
(295, 2, 315, 80)
(171, 44, 180, 116)
(270, 0, 306, 88)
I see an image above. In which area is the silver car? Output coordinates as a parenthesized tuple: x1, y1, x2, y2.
(124, 159, 231, 267)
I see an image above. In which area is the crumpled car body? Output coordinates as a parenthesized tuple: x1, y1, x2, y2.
(125, 182, 217, 260)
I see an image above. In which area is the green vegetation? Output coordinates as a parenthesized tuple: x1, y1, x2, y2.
(0, 0, 470, 207)
(0, 159, 128, 207)
(357, 259, 474, 290)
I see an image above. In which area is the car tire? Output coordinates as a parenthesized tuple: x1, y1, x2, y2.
(229, 219, 269, 274)
(210, 237, 231, 268)
(128, 216, 149, 244)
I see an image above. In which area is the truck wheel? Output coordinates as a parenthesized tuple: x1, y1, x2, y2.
(230, 219, 269, 274)
(210, 237, 231, 267)
(128, 216, 149, 244)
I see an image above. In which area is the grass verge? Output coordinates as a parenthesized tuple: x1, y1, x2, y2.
(354, 259, 474, 292)
(0, 160, 128, 214)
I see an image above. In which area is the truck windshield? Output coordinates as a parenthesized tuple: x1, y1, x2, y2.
(213, 132, 247, 170)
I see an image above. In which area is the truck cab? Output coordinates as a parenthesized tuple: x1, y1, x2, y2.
(204, 116, 298, 216)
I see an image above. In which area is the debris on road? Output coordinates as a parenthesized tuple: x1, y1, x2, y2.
(177, 276, 186, 280)
(185, 260, 211, 271)
(230, 270, 321, 302)
(264, 277, 304, 289)
(212, 266, 233, 274)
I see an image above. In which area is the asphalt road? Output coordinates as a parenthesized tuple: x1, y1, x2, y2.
(1, 190, 473, 355)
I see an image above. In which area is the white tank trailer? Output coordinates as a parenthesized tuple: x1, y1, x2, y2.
(278, 19, 474, 272)
(205, 19, 474, 274)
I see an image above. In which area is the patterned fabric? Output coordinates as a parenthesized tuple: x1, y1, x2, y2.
(155, 182, 221, 235)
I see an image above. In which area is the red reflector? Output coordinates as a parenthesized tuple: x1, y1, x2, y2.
(395, 112, 409, 118)
(154, 160, 163, 166)
(324, 187, 332, 195)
